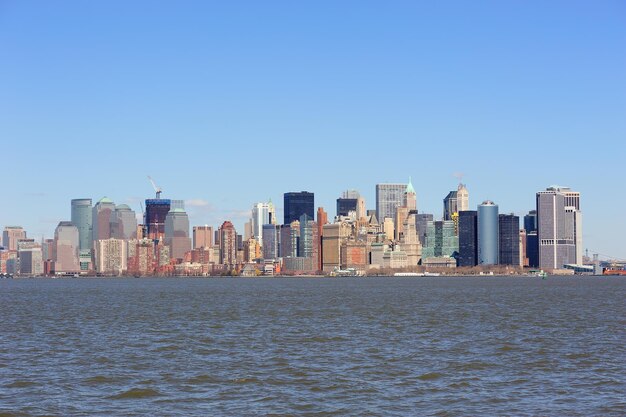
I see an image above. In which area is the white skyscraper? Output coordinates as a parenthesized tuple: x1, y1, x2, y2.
(251, 201, 276, 247)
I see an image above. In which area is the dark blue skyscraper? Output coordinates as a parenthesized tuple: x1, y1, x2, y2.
(458, 210, 478, 267)
(499, 214, 520, 265)
(284, 192, 314, 225)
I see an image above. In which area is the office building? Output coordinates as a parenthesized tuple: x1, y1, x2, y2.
(499, 214, 520, 265)
(458, 210, 478, 267)
(2, 226, 26, 251)
(478, 201, 499, 265)
(262, 224, 280, 260)
(376, 183, 406, 224)
(422, 220, 458, 259)
(145, 198, 171, 241)
(193, 225, 213, 249)
(457, 183, 469, 212)
(111, 204, 137, 240)
(537, 187, 577, 269)
(54, 221, 80, 273)
(524, 210, 537, 233)
(284, 192, 314, 225)
(415, 213, 433, 245)
(71, 199, 93, 251)
(165, 208, 192, 260)
(443, 191, 457, 221)
(251, 201, 276, 246)
(92, 197, 115, 242)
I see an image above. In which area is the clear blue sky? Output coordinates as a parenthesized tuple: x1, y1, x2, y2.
(1, 1, 625, 259)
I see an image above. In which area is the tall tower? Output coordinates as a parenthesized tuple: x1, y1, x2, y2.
(218, 221, 237, 267)
(165, 208, 191, 260)
(375, 183, 406, 224)
(2, 226, 26, 251)
(71, 199, 93, 251)
(404, 177, 417, 211)
(457, 183, 469, 212)
(477, 201, 499, 265)
(111, 204, 137, 240)
(145, 198, 171, 242)
(498, 214, 520, 265)
(443, 191, 458, 221)
(458, 210, 478, 267)
(251, 202, 272, 246)
(92, 197, 115, 242)
(284, 192, 314, 225)
(537, 187, 578, 269)
(54, 221, 80, 273)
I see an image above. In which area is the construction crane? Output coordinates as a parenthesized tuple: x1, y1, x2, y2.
(147, 176, 162, 199)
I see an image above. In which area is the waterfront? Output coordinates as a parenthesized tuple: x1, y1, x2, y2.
(1, 277, 624, 416)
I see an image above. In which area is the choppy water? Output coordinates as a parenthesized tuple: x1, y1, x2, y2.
(0, 277, 624, 416)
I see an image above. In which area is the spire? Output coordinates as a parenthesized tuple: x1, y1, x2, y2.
(405, 177, 416, 194)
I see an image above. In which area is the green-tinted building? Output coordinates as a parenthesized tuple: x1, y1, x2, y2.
(422, 220, 459, 258)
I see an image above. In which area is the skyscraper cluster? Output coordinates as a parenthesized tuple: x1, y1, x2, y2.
(0, 181, 586, 276)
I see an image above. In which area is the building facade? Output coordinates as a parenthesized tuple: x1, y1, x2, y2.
(499, 214, 520, 265)
(458, 210, 478, 267)
(284, 192, 315, 225)
(477, 201, 499, 265)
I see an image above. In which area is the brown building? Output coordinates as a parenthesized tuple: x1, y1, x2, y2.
(193, 225, 213, 249)
(317, 207, 328, 271)
(219, 221, 237, 268)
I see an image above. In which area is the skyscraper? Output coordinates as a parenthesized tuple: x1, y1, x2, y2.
(415, 213, 433, 245)
(54, 221, 80, 273)
(251, 201, 275, 246)
(145, 198, 171, 242)
(284, 192, 314, 225)
(92, 197, 115, 242)
(316, 207, 328, 271)
(193, 225, 213, 249)
(477, 201, 499, 265)
(165, 208, 191, 260)
(71, 199, 93, 251)
(524, 210, 538, 233)
(457, 183, 469, 212)
(218, 221, 237, 267)
(95, 238, 128, 275)
(458, 210, 478, 267)
(376, 183, 406, 223)
(262, 224, 280, 260)
(405, 178, 417, 211)
(537, 187, 577, 269)
(422, 220, 458, 259)
(499, 214, 520, 265)
(443, 191, 458, 221)
(2, 226, 26, 251)
(111, 204, 137, 240)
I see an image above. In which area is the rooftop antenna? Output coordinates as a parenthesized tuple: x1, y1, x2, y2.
(147, 176, 162, 199)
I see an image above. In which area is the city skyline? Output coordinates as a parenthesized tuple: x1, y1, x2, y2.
(1, 2, 624, 259)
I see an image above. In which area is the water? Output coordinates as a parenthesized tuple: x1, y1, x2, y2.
(1, 277, 624, 416)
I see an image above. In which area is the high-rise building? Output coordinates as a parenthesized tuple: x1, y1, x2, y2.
(95, 238, 128, 275)
(458, 210, 478, 267)
(321, 222, 351, 272)
(92, 197, 115, 242)
(415, 213, 433, 245)
(71, 199, 93, 251)
(443, 191, 458, 221)
(165, 208, 191, 260)
(18, 240, 43, 276)
(251, 201, 275, 246)
(193, 225, 213, 249)
(499, 214, 520, 265)
(284, 192, 314, 225)
(316, 207, 328, 271)
(2, 226, 26, 251)
(405, 178, 417, 211)
(422, 220, 458, 259)
(262, 224, 280, 260)
(524, 210, 538, 233)
(477, 201, 499, 265)
(537, 187, 577, 269)
(218, 221, 237, 267)
(111, 204, 137, 240)
(336, 197, 358, 217)
(145, 198, 171, 242)
(376, 183, 406, 224)
(457, 183, 469, 212)
(54, 221, 80, 273)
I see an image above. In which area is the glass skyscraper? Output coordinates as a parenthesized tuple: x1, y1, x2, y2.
(71, 198, 93, 251)
(375, 183, 405, 223)
(477, 201, 499, 265)
(283, 192, 314, 225)
(458, 210, 478, 267)
(499, 214, 520, 265)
